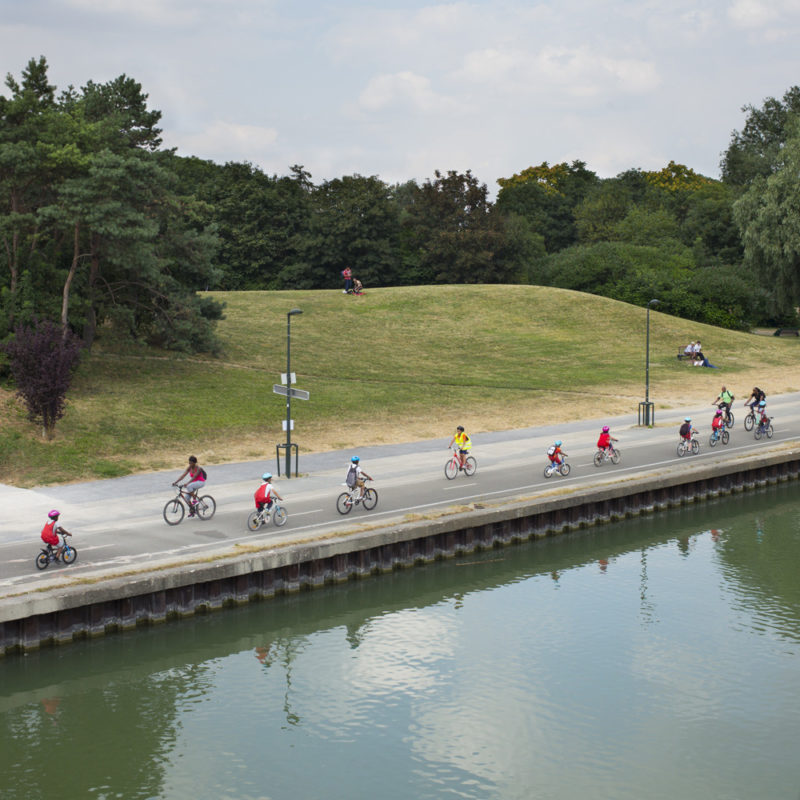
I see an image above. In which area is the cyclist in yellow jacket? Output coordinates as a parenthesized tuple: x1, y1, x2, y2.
(448, 426, 472, 471)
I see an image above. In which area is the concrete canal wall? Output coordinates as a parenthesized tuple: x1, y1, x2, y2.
(2, 448, 798, 654)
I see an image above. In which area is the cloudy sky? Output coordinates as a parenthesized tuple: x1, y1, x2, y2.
(2, 0, 799, 190)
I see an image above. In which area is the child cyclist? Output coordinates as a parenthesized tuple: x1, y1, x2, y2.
(41, 509, 70, 561)
(346, 456, 373, 502)
(448, 426, 472, 470)
(711, 409, 725, 438)
(254, 473, 283, 512)
(679, 416, 696, 442)
(596, 425, 618, 453)
(547, 440, 567, 466)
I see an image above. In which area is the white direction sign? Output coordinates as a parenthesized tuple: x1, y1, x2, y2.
(273, 384, 310, 401)
(280, 372, 297, 384)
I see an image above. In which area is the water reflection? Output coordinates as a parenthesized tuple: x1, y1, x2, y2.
(0, 487, 799, 799)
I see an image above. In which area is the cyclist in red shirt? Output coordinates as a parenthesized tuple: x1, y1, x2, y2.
(547, 440, 567, 466)
(41, 510, 70, 561)
(597, 425, 618, 452)
(254, 473, 283, 511)
(711, 409, 725, 432)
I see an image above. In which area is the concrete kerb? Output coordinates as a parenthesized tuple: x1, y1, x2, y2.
(2, 443, 797, 626)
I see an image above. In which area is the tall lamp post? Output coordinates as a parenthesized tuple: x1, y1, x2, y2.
(640, 298, 660, 426)
(285, 308, 302, 477)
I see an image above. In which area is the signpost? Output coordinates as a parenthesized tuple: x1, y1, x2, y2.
(279, 309, 306, 477)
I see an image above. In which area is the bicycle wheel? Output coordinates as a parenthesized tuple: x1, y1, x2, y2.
(62, 546, 77, 565)
(593, 451, 603, 467)
(273, 506, 288, 527)
(247, 511, 262, 531)
(691, 439, 700, 455)
(444, 459, 458, 480)
(766, 424, 774, 439)
(463, 456, 477, 477)
(721, 430, 730, 445)
(754, 427, 762, 440)
(336, 492, 353, 515)
(559, 462, 571, 476)
(544, 464, 553, 478)
(611, 449, 621, 465)
(677, 442, 686, 457)
(709, 433, 717, 447)
(727, 411, 735, 428)
(195, 495, 216, 521)
(163, 499, 185, 525)
(35, 552, 49, 570)
(362, 488, 378, 510)
(744, 413, 755, 431)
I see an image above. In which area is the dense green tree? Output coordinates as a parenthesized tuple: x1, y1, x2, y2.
(0, 58, 223, 351)
(287, 173, 399, 289)
(496, 161, 598, 253)
(401, 170, 513, 284)
(733, 119, 800, 320)
(721, 86, 800, 186)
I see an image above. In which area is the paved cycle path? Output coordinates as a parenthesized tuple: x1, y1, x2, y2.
(0, 393, 797, 590)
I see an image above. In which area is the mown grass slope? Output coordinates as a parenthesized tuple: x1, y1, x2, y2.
(1, 285, 797, 486)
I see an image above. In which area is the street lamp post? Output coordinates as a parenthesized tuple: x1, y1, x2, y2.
(285, 308, 302, 477)
(640, 298, 660, 426)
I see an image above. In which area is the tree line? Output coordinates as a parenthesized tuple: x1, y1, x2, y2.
(3, 56, 800, 359)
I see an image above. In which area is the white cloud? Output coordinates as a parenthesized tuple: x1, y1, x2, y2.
(358, 71, 451, 112)
(177, 121, 279, 163)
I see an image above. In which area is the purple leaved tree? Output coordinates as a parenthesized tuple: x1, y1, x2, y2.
(3, 320, 83, 439)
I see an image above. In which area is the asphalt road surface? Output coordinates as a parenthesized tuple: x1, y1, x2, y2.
(1, 394, 797, 594)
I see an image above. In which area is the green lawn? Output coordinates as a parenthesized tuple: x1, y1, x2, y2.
(1, 285, 796, 486)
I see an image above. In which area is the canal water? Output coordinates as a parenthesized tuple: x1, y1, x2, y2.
(2, 487, 799, 800)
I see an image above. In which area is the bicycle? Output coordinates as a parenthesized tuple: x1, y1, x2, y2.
(35, 531, 77, 570)
(709, 424, 730, 447)
(753, 418, 774, 440)
(247, 502, 288, 530)
(677, 433, 700, 456)
(743, 408, 758, 431)
(544, 455, 571, 478)
(593, 446, 621, 467)
(336, 480, 378, 514)
(715, 404, 735, 428)
(444, 446, 477, 479)
(163, 484, 216, 525)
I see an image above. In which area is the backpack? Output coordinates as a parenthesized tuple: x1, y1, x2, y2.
(547, 445, 556, 456)
(346, 465, 358, 488)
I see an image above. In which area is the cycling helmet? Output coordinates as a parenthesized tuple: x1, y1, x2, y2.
(456, 426, 464, 432)
(555, 440, 562, 446)
(602, 426, 609, 432)
(48, 509, 60, 519)
(351, 456, 360, 463)
(715, 409, 722, 416)
(261, 472, 272, 481)
(684, 417, 691, 422)
(758, 400, 766, 407)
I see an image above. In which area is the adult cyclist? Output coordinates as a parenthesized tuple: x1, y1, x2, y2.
(713, 386, 734, 424)
(744, 386, 766, 413)
(448, 426, 472, 471)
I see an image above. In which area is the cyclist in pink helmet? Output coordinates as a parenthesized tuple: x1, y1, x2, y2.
(40, 510, 70, 561)
(596, 425, 618, 452)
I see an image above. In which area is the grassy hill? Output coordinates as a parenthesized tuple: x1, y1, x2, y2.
(2, 285, 797, 486)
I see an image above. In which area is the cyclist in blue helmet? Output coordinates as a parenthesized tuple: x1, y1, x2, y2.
(346, 456, 373, 502)
(547, 440, 567, 466)
(254, 472, 283, 512)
